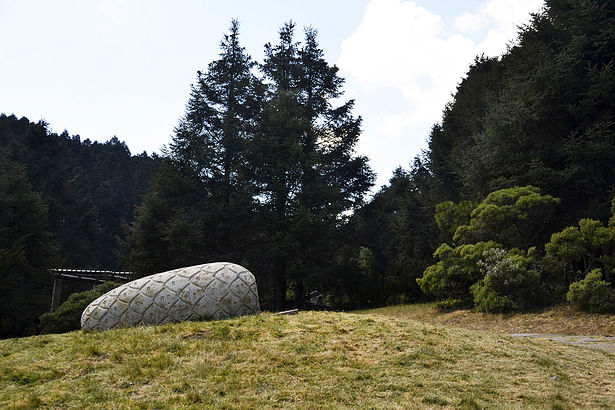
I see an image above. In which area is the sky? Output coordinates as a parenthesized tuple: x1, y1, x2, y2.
(0, 0, 544, 189)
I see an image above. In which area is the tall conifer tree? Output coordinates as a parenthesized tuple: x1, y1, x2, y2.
(128, 20, 263, 272)
(255, 23, 373, 309)
(168, 19, 263, 255)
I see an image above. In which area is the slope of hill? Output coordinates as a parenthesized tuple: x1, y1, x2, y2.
(1, 311, 614, 408)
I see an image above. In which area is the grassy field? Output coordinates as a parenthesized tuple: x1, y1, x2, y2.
(1, 309, 614, 409)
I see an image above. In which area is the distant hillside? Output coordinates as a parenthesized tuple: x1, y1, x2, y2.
(1, 311, 614, 408)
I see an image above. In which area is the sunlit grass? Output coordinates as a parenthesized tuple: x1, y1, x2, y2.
(1, 311, 614, 408)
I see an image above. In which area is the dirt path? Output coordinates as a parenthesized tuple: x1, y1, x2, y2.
(363, 304, 615, 353)
(510, 333, 615, 352)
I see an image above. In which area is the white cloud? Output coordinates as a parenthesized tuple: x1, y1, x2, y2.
(455, 12, 485, 33)
(338, 0, 545, 187)
(482, 0, 544, 27)
(459, 0, 544, 54)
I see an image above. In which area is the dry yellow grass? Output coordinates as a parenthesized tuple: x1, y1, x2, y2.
(362, 303, 615, 336)
(1, 310, 614, 408)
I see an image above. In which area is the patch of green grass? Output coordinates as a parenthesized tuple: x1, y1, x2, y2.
(0, 311, 614, 408)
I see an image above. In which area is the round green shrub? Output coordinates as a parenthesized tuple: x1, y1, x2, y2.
(472, 248, 544, 313)
(417, 241, 499, 303)
(39, 281, 121, 334)
(566, 269, 615, 313)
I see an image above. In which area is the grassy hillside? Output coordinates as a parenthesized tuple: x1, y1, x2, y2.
(1, 311, 614, 409)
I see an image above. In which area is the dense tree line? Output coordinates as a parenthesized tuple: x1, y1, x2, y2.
(428, 0, 615, 223)
(127, 1, 615, 312)
(0, 116, 160, 270)
(0, 156, 58, 337)
(0, 115, 160, 337)
(364, 0, 615, 311)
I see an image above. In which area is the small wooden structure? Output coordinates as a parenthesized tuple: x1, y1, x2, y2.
(49, 268, 134, 312)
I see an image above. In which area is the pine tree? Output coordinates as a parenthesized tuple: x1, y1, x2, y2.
(0, 156, 59, 337)
(254, 23, 374, 309)
(128, 20, 263, 274)
(170, 19, 262, 253)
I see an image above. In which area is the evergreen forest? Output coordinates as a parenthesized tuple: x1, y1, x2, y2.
(1, 0, 615, 338)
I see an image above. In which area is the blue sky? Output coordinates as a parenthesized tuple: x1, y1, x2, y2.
(0, 0, 544, 189)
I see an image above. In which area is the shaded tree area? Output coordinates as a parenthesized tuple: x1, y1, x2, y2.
(0, 114, 160, 337)
(356, 0, 615, 309)
(428, 0, 615, 225)
(254, 22, 373, 309)
(404, 0, 615, 312)
(349, 161, 438, 307)
(126, 20, 262, 277)
(0, 156, 59, 337)
(128, 1, 615, 312)
(0, 114, 161, 270)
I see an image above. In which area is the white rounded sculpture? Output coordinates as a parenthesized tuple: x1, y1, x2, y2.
(81, 262, 260, 331)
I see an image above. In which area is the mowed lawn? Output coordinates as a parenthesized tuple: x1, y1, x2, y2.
(1, 309, 614, 409)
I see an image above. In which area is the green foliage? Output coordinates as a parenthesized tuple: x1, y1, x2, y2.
(434, 200, 474, 240)
(427, 55, 505, 202)
(127, 22, 263, 278)
(0, 156, 59, 338)
(417, 241, 499, 302)
(566, 269, 615, 313)
(124, 163, 219, 275)
(5, 0, 615, 320)
(0, 115, 160, 271)
(166, 19, 262, 201)
(39, 282, 120, 334)
(427, 1, 615, 225)
(544, 217, 615, 288)
(253, 22, 374, 309)
(472, 248, 544, 313)
(421, 186, 561, 310)
(350, 163, 439, 306)
(128, 21, 373, 310)
(453, 186, 560, 249)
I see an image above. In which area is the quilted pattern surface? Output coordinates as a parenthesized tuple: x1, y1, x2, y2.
(81, 262, 260, 331)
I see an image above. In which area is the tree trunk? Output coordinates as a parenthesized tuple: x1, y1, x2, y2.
(294, 279, 304, 309)
(273, 257, 286, 311)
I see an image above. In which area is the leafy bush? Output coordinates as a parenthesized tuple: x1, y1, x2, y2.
(544, 218, 615, 288)
(39, 282, 120, 334)
(472, 248, 543, 313)
(420, 186, 561, 309)
(453, 186, 560, 249)
(434, 200, 474, 240)
(417, 241, 499, 303)
(566, 269, 615, 313)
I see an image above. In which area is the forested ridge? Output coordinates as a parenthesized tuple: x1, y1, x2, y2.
(356, 0, 615, 311)
(1, 0, 614, 338)
(0, 115, 160, 337)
